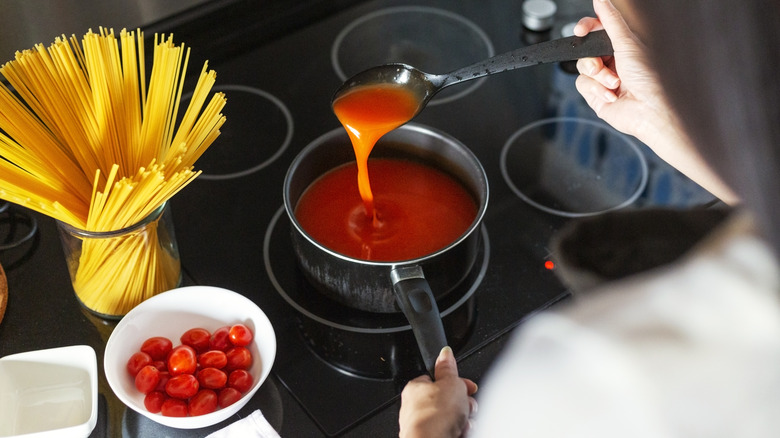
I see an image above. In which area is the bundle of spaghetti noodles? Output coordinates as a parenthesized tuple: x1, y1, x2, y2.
(0, 28, 226, 315)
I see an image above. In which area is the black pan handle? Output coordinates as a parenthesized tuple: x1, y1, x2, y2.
(391, 265, 448, 378)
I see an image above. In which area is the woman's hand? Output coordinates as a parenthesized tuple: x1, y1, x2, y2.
(399, 347, 478, 438)
(574, 0, 738, 203)
(574, 0, 665, 140)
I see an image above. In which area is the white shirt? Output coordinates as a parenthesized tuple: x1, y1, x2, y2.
(473, 214, 780, 437)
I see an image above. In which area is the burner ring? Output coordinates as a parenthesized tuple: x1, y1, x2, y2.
(500, 117, 649, 217)
(331, 6, 495, 106)
(264, 205, 490, 334)
(0, 205, 38, 251)
(184, 85, 293, 180)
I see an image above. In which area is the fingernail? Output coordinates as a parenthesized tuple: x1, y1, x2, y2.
(439, 346, 454, 359)
(607, 76, 620, 88)
(604, 91, 617, 102)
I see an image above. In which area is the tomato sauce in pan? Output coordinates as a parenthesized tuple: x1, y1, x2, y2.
(295, 158, 476, 261)
(294, 84, 476, 261)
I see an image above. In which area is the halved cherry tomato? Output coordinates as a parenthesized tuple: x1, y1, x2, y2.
(188, 389, 218, 416)
(135, 365, 161, 394)
(140, 336, 173, 361)
(166, 374, 199, 399)
(228, 369, 254, 393)
(167, 345, 197, 376)
(225, 346, 252, 371)
(228, 324, 253, 347)
(127, 352, 153, 377)
(198, 350, 228, 369)
(180, 328, 211, 353)
(144, 391, 167, 414)
(218, 387, 243, 408)
(197, 367, 228, 390)
(161, 398, 188, 417)
(209, 326, 231, 351)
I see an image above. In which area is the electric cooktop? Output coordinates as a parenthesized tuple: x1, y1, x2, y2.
(0, 0, 715, 436)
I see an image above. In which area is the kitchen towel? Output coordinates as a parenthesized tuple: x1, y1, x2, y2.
(206, 409, 281, 438)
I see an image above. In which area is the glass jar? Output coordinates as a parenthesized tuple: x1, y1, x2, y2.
(57, 203, 182, 319)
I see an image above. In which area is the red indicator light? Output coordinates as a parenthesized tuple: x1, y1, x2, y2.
(544, 260, 555, 270)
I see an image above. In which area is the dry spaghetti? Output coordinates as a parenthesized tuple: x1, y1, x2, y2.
(0, 28, 226, 316)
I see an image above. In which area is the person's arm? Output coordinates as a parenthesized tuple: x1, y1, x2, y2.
(574, 0, 738, 204)
(399, 347, 478, 438)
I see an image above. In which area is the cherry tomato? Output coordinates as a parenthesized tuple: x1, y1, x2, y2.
(134, 365, 161, 394)
(140, 336, 173, 361)
(228, 369, 254, 393)
(127, 324, 259, 417)
(144, 391, 167, 414)
(228, 324, 253, 347)
(188, 389, 218, 416)
(180, 328, 211, 353)
(218, 387, 243, 408)
(198, 350, 228, 369)
(155, 371, 171, 392)
(197, 367, 228, 390)
(127, 352, 153, 377)
(167, 345, 197, 376)
(209, 326, 231, 351)
(225, 346, 252, 371)
(161, 398, 188, 417)
(165, 374, 199, 399)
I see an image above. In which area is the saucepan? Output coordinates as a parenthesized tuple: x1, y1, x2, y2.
(283, 123, 488, 375)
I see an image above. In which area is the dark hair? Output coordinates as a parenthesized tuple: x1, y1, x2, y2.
(631, 2, 780, 253)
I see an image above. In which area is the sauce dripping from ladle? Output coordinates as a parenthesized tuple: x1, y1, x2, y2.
(332, 84, 420, 225)
(332, 30, 613, 225)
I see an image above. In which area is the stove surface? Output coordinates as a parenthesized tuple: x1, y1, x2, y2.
(165, 0, 712, 435)
(0, 0, 714, 437)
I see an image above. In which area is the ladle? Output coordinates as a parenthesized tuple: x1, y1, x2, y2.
(332, 30, 613, 117)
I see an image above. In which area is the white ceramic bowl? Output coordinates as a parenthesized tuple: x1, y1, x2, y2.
(0, 345, 98, 438)
(104, 286, 276, 429)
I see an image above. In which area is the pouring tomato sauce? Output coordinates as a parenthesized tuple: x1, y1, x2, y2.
(294, 84, 476, 262)
(332, 84, 420, 220)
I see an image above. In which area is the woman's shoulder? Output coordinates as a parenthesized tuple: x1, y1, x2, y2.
(566, 210, 780, 337)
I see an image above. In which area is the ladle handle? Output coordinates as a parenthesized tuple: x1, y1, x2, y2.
(391, 266, 448, 378)
(437, 30, 614, 89)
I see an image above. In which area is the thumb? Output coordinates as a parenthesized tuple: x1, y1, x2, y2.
(434, 346, 459, 381)
(593, 0, 639, 51)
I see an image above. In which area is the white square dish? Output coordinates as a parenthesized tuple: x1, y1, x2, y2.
(0, 345, 98, 438)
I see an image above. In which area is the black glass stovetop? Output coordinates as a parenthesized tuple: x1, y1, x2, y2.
(0, 0, 715, 436)
(162, 0, 713, 435)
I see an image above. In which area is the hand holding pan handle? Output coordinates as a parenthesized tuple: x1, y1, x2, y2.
(391, 265, 448, 377)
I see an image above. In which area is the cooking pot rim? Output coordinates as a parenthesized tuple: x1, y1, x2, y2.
(282, 122, 489, 267)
